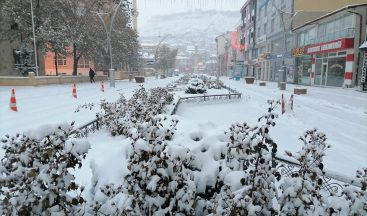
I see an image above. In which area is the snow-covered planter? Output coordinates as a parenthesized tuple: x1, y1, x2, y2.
(0, 123, 90, 215)
(199, 74, 223, 89)
(185, 78, 207, 94)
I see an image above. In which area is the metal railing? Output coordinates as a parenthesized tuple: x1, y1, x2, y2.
(70, 114, 101, 138)
(275, 154, 361, 195)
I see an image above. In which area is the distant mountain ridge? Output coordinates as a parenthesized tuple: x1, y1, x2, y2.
(139, 10, 240, 45)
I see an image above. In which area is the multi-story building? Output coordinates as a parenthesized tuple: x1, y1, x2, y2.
(241, 0, 366, 83)
(254, 0, 297, 82)
(240, 0, 257, 77)
(215, 32, 232, 77)
(292, 4, 367, 88)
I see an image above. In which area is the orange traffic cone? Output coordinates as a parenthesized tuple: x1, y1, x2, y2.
(10, 88, 18, 112)
(72, 83, 77, 98)
(101, 80, 104, 92)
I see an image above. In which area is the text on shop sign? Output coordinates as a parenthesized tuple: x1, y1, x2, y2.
(305, 38, 354, 54)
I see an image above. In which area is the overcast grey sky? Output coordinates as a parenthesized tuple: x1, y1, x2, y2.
(137, 0, 244, 30)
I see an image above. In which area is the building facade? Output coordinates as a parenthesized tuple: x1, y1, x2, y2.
(292, 4, 367, 87)
(240, 0, 257, 77)
(254, 0, 298, 82)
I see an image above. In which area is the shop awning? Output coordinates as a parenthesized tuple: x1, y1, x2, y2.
(359, 41, 367, 50)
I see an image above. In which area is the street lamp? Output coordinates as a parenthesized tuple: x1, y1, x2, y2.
(30, 0, 39, 76)
(94, 0, 125, 87)
(154, 34, 171, 78)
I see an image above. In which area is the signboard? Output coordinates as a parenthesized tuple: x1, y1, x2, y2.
(361, 52, 367, 91)
(292, 47, 306, 57)
(305, 38, 354, 55)
(232, 64, 244, 80)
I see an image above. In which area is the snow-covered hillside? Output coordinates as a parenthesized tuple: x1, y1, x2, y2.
(139, 10, 240, 43)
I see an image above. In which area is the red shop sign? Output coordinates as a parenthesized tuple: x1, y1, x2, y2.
(305, 38, 354, 55)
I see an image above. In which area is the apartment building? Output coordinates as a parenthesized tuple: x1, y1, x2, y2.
(240, 0, 257, 77)
(292, 4, 367, 88)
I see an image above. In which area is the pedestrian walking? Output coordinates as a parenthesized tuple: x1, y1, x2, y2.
(89, 68, 95, 83)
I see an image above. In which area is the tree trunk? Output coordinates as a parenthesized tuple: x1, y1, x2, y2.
(54, 50, 58, 76)
(72, 43, 78, 76)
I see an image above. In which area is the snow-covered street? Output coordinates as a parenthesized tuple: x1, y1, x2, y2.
(2, 78, 366, 182)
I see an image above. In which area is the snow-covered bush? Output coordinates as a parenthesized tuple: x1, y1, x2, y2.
(91, 115, 196, 215)
(77, 87, 173, 137)
(211, 100, 279, 215)
(326, 168, 367, 215)
(200, 74, 223, 89)
(185, 78, 207, 94)
(279, 129, 330, 215)
(125, 115, 196, 215)
(0, 123, 89, 215)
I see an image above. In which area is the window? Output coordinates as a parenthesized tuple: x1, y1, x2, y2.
(10, 22, 18, 30)
(55, 55, 67, 66)
(78, 57, 90, 68)
(264, 23, 267, 34)
(281, 0, 286, 9)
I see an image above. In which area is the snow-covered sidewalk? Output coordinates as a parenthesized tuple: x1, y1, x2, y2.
(0, 77, 175, 137)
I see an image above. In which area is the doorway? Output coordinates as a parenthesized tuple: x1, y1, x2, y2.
(321, 63, 327, 86)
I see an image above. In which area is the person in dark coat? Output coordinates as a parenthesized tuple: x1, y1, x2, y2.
(89, 68, 95, 83)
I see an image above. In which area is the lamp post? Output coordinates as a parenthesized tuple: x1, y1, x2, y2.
(95, 0, 125, 87)
(30, 0, 39, 76)
(154, 34, 171, 78)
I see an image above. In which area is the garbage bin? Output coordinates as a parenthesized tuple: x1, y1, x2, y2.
(280, 82, 286, 90)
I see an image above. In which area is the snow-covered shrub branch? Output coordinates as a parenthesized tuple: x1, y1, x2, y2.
(0, 123, 90, 215)
(208, 100, 280, 215)
(279, 129, 330, 215)
(76, 87, 173, 137)
(90, 115, 196, 215)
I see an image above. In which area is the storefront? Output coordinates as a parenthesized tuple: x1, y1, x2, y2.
(294, 38, 355, 87)
(293, 47, 312, 85)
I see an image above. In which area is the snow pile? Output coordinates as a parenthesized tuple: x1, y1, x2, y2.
(0, 122, 89, 215)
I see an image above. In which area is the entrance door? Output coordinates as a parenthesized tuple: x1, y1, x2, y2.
(322, 63, 327, 86)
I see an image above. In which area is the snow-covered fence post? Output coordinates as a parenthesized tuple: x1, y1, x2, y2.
(290, 94, 294, 111)
(281, 94, 285, 114)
